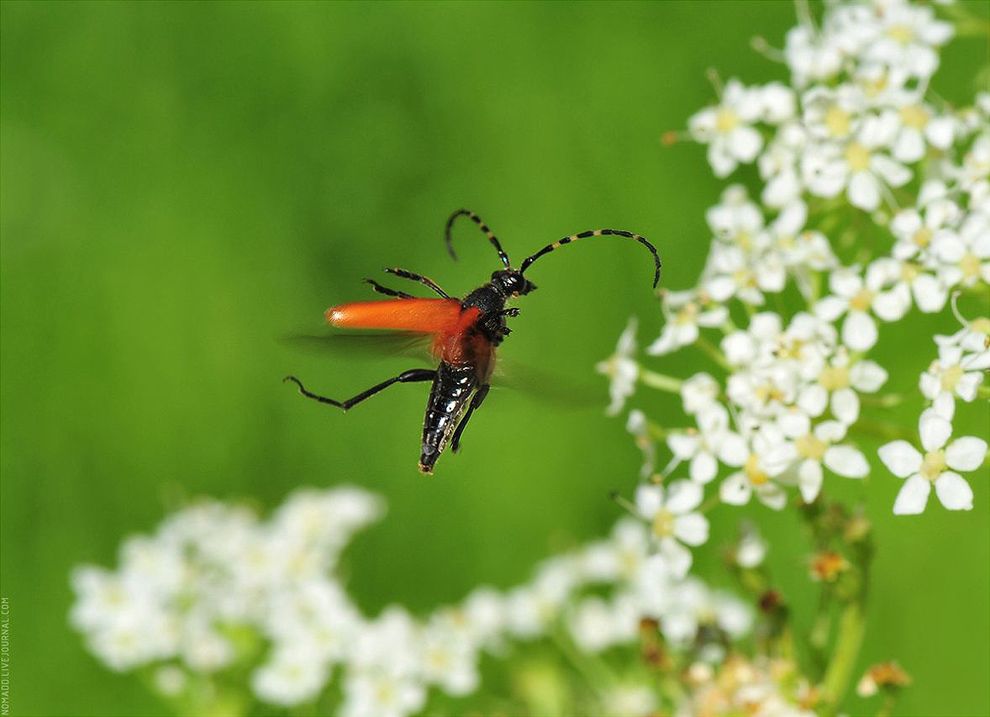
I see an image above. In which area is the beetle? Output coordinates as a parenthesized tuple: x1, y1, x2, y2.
(285, 209, 661, 474)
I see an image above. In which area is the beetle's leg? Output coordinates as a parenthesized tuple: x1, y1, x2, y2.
(500, 308, 520, 318)
(451, 384, 490, 453)
(383, 268, 452, 299)
(363, 278, 414, 299)
(283, 369, 436, 411)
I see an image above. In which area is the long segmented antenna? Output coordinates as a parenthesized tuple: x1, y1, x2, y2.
(445, 209, 512, 268)
(519, 229, 662, 288)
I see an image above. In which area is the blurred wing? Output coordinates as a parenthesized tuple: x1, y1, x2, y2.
(280, 331, 435, 363)
(490, 355, 602, 410)
(327, 298, 464, 333)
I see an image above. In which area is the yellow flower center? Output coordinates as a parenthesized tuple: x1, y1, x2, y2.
(675, 302, 699, 325)
(940, 364, 964, 392)
(901, 262, 920, 281)
(844, 142, 872, 171)
(819, 365, 850, 391)
(716, 108, 740, 133)
(825, 105, 852, 138)
(960, 253, 981, 278)
(913, 227, 932, 248)
(849, 287, 875, 312)
(970, 317, 990, 335)
(733, 267, 756, 287)
(652, 508, 676, 538)
(796, 433, 828, 461)
(887, 23, 915, 45)
(921, 450, 946, 481)
(900, 104, 930, 129)
(745, 454, 769, 485)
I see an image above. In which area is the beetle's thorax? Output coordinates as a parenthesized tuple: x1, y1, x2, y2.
(461, 283, 512, 345)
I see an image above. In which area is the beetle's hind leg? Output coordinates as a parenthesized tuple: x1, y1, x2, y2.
(451, 384, 490, 453)
(283, 369, 436, 411)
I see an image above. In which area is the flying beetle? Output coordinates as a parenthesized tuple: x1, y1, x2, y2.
(285, 209, 661, 474)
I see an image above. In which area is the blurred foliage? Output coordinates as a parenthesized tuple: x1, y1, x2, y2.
(1, 2, 987, 716)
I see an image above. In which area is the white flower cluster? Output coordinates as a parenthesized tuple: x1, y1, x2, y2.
(70, 486, 753, 716)
(601, 0, 988, 529)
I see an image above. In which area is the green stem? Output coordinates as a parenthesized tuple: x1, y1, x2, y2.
(639, 369, 683, 393)
(821, 601, 867, 715)
(860, 393, 904, 408)
(695, 335, 733, 371)
(549, 630, 615, 697)
(849, 417, 914, 442)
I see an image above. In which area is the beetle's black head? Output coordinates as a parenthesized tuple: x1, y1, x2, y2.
(491, 269, 537, 297)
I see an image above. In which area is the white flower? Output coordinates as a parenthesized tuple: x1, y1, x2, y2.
(719, 426, 791, 510)
(815, 263, 910, 351)
(667, 405, 747, 484)
(635, 481, 710, 578)
(680, 372, 722, 414)
(863, 1, 953, 79)
(689, 79, 765, 177)
(647, 291, 727, 355)
(798, 347, 887, 425)
(879, 409, 987, 514)
(252, 646, 329, 707)
(919, 343, 987, 413)
(627, 410, 656, 478)
(340, 669, 426, 717)
(420, 621, 479, 696)
(603, 684, 659, 717)
(931, 210, 990, 288)
(597, 317, 639, 415)
(803, 109, 912, 211)
(890, 182, 961, 261)
(567, 594, 638, 653)
(769, 413, 869, 502)
(735, 525, 767, 569)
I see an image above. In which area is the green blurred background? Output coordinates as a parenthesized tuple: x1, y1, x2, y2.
(1, 1, 987, 715)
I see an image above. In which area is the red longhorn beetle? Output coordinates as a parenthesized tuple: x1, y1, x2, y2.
(285, 209, 661, 474)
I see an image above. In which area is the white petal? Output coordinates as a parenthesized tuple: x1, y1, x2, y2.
(932, 392, 956, 421)
(717, 433, 749, 467)
(850, 360, 888, 392)
(849, 171, 880, 211)
(720, 472, 752, 505)
(690, 452, 718, 484)
(919, 409, 952, 452)
(798, 459, 823, 502)
(872, 155, 911, 187)
(893, 474, 931, 515)
(934, 472, 974, 511)
(815, 295, 848, 321)
(878, 440, 922, 478)
(635, 485, 663, 518)
(668, 433, 699, 459)
(673, 513, 710, 546)
(755, 483, 787, 511)
(659, 537, 692, 579)
(842, 311, 878, 351)
(912, 274, 948, 313)
(831, 388, 860, 425)
(730, 126, 764, 162)
(798, 384, 829, 417)
(666, 480, 703, 514)
(945, 437, 988, 472)
(824, 445, 869, 478)
(873, 284, 911, 322)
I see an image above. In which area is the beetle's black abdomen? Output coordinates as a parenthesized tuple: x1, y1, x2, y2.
(419, 363, 477, 473)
